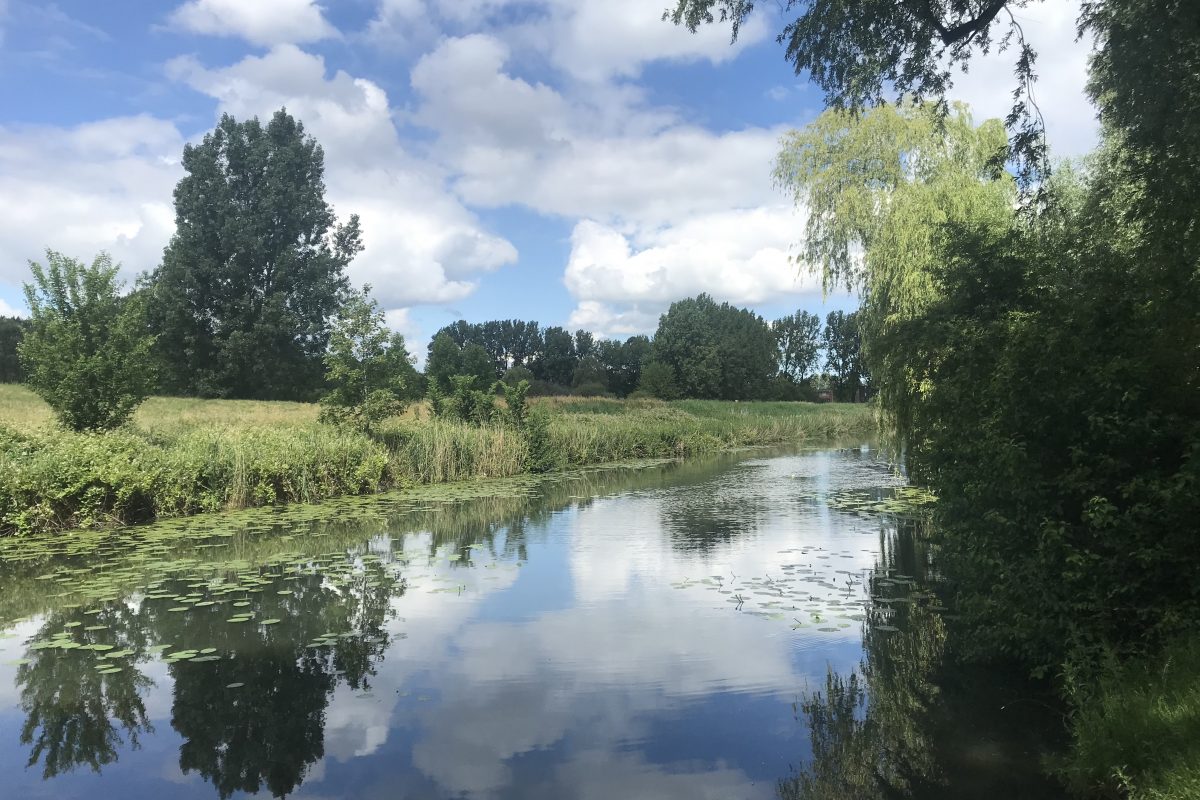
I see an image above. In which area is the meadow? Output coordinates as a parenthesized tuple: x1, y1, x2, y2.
(0, 384, 875, 535)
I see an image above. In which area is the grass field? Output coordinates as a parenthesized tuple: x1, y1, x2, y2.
(0, 383, 876, 534)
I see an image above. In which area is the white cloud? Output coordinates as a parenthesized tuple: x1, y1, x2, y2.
(168, 0, 339, 47)
(0, 115, 182, 287)
(532, 0, 771, 83)
(407, 38, 783, 227)
(375, 0, 769, 82)
(563, 208, 820, 337)
(405, 33, 819, 333)
(0, 296, 22, 317)
(362, 0, 437, 51)
(949, 0, 1098, 157)
(169, 45, 517, 309)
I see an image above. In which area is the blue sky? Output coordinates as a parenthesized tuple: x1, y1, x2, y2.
(0, 0, 1096, 355)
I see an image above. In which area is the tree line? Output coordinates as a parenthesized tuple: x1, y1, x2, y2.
(422, 301, 867, 403)
(1, 107, 867, 433)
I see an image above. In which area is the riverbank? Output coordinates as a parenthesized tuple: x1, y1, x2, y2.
(0, 384, 875, 534)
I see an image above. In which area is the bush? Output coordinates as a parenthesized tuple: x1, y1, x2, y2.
(496, 379, 531, 428)
(428, 375, 496, 425)
(318, 289, 415, 434)
(637, 361, 679, 400)
(571, 381, 611, 397)
(19, 250, 156, 431)
(502, 365, 535, 386)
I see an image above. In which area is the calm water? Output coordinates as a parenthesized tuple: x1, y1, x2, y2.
(0, 444, 1062, 799)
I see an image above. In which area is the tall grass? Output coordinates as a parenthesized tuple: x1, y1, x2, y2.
(0, 385, 875, 534)
(1060, 635, 1200, 799)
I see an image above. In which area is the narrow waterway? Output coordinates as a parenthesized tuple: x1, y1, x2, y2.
(0, 444, 1062, 799)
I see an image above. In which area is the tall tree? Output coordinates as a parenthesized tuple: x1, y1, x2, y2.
(775, 101, 1013, 420)
(652, 294, 777, 399)
(772, 310, 822, 382)
(147, 109, 361, 400)
(504, 320, 542, 368)
(598, 334, 651, 397)
(424, 332, 462, 395)
(823, 310, 868, 402)
(666, 0, 1053, 184)
(0, 316, 27, 383)
(534, 326, 577, 386)
(574, 329, 596, 361)
(19, 251, 156, 431)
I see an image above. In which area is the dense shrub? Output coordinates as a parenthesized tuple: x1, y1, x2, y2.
(19, 251, 156, 431)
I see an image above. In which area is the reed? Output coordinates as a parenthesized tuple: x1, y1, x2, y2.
(0, 385, 875, 534)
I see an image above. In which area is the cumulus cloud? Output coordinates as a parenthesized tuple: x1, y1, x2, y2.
(0, 115, 182, 288)
(372, 0, 768, 82)
(0, 297, 20, 317)
(168, 0, 339, 46)
(407, 34, 814, 331)
(531, 0, 771, 83)
(949, 0, 1098, 157)
(563, 208, 820, 337)
(169, 45, 517, 309)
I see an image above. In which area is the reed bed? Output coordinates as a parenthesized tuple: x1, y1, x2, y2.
(0, 385, 875, 534)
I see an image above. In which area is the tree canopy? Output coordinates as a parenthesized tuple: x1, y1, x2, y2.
(146, 109, 362, 401)
(651, 294, 778, 400)
(19, 251, 156, 431)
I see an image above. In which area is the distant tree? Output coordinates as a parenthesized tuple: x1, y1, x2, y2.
(424, 333, 462, 394)
(435, 320, 476, 349)
(504, 320, 542, 368)
(460, 342, 499, 386)
(652, 294, 777, 399)
(0, 316, 28, 383)
(571, 356, 608, 392)
(501, 365, 535, 386)
(772, 310, 822, 382)
(823, 310, 868, 401)
(146, 109, 361, 400)
(574, 329, 596, 361)
(318, 288, 417, 434)
(637, 361, 680, 400)
(19, 251, 156, 431)
(597, 335, 651, 397)
(534, 326, 577, 386)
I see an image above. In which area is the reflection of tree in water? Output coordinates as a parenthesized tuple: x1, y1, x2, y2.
(7, 453, 765, 795)
(17, 606, 155, 778)
(778, 522, 946, 800)
(14, 557, 402, 798)
(658, 462, 775, 553)
(166, 565, 402, 798)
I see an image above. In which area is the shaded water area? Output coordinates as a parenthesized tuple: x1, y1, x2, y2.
(0, 444, 1063, 799)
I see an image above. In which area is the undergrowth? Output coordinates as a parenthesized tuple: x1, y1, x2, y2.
(0, 391, 875, 535)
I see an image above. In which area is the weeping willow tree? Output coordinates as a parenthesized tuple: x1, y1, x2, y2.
(772, 100, 1015, 435)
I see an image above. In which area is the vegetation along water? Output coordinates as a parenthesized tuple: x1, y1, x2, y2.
(0, 445, 1068, 799)
(0, 0, 1195, 796)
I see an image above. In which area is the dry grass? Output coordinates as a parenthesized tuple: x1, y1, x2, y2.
(0, 383, 429, 433)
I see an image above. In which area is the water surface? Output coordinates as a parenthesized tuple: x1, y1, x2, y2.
(0, 444, 1061, 799)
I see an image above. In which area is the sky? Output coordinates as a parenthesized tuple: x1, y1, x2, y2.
(0, 0, 1099, 356)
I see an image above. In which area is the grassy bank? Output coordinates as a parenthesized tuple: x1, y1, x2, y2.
(1060, 636, 1200, 799)
(0, 384, 874, 534)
